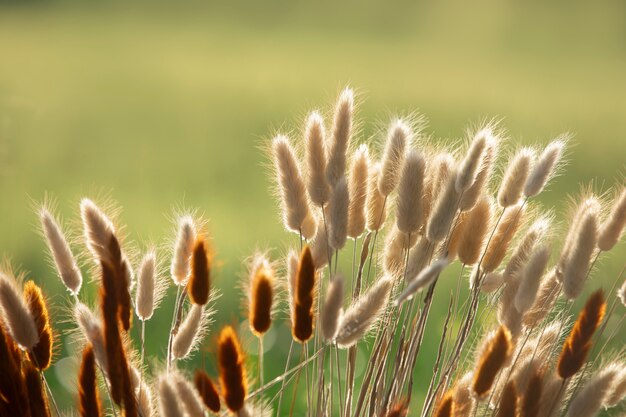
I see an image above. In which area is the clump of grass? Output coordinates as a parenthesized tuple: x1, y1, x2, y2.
(0, 88, 625, 417)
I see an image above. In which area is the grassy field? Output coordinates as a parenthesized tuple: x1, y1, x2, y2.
(1, 1, 625, 413)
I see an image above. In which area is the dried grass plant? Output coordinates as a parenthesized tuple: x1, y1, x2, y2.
(0, 88, 625, 417)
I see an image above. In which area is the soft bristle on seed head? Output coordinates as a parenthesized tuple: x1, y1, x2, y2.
(188, 237, 211, 305)
(218, 325, 247, 412)
(496, 380, 518, 417)
(273, 135, 313, 237)
(40, 209, 82, 295)
(320, 275, 344, 341)
(434, 391, 454, 417)
(23, 280, 53, 370)
(524, 137, 566, 198)
(172, 304, 205, 360)
(194, 369, 221, 412)
(427, 169, 461, 243)
(249, 257, 274, 336)
(567, 364, 620, 417)
(458, 196, 492, 266)
(557, 289, 606, 379)
(326, 87, 354, 187)
(366, 163, 387, 232)
(135, 250, 156, 320)
(80, 198, 116, 264)
(292, 246, 317, 343)
(304, 111, 330, 207)
(328, 176, 349, 250)
(378, 119, 410, 197)
(396, 149, 426, 235)
(158, 375, 185, 417)
(335, 277, 392, 348)
(598, 186, 626, 251)
(79, 345, 102, 417)
(456, 128, 490, 193)
(171, 215, 196, 286)
(498, 147, 535, 208)
(347, 144, 370, 239)
(472, 326, 512, 397)
(0, 272, 39, 349)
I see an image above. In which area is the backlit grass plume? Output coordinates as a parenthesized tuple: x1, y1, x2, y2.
(0, 89, 624, 417)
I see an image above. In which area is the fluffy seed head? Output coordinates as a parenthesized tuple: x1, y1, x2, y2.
(335, 277, 392, 348)
(172, 304, 205, 360)
(378, 119, 410, 196)
(396, 150, 426, 235)
(604, 364, 626, 407)
(171, 215, 196, 286)
(504, 217, 550, 280)
(74, 303, 107, 371)
(459, 137, 498, 211)
(521, 370, 542, 417)
(171, 371, 206, 417)
(135, 251, 157, 320)
(524, 138, 566, 197)
(328, 177, 349, 250)
(498, 147, 534, 207)
(23, 280, 53, 370)
(567, 364, 620, 417)
(304, 111, 330, 206)
(272, 135, 313, 237)
(326, 88, 354, 187)
(366, 163, 387, 231)
(496, 380, 518, 417)
(395, 258, 449, 305)
(194, 369, 221, 412)
(453, 373, 476, 417)
(472, 326, 512, 397)
(188, 237, 211, 305)
(321, 275, 344, 341)
(248, 256, 274, 336)
(158, 375, 184, 417)
(292, 246, 317, 343)
(557, 289, 606, 379)
(559, 197, 600, 300)
(514, 244, 551, 314)
(0, 272, 38, 349)
(458, 196, 492, 265)
(456, 128, 490, 193)
(40, 209, 82, 294)
(598, 186, 626, 251)
(482, 203, 525, 273)
(434, 391, 454, 417)
(79, 345, 101, 417)
(218, 325, 247, 412)
(347, 144, 370, 238)
(80, 198, 116, 264)
(427, 169, 461, 242)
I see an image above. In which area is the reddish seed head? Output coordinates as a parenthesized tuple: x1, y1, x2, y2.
(249, 262, 273, 336)
(23, 280, 53, 370)
(188, 238, 211, 305)
(218, 326, 247, 412)
(194, 370, 221, 413)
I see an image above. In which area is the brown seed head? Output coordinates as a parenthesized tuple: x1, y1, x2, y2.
(557, 289, 606, 379)
(218, 325, 247, 412)
(249, 260, 274, 336)
(79, 345, 101, 417)
(23, 280, 53, 370)
(472, 326, 513, 397)
(434, 391, 454, 417)
(497, 380, 518, 417)
(194, 369, 221, 412)
(24, 362, 51, 417)
(188, 238, 211, 305)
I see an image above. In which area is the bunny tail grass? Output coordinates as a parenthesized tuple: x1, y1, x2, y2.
(188, 237, 211, 305)
(171, 215, 196, 286)
(40, 209, 82, 294)
(326, 87, 354, 187)
(218, 325, 247, 412)
(23, 280, 53, 370)
(79, 345, 102, 417)
(195, 369, 221, 412)
(557, 289, 606, 379)
(0, 272, 39, 349)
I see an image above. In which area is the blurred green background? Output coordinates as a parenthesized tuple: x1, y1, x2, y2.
(1, 0, 625, 415)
